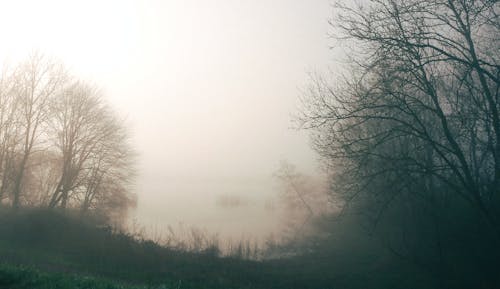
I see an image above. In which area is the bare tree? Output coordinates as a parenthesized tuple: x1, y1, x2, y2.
(48, 82, 106, 208)
(81, 115, 136, 225)
(0, 53, 136, 225)
(8, 53, 66, 208)
(303, 0, 499, 233)
(0, 64, 20, 203)
(47, 80, 136, 223)
(300, 0, 499, 286)
(21, 150, 60, 206)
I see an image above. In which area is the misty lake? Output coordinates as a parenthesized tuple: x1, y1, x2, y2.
(133, 174, 284, 242)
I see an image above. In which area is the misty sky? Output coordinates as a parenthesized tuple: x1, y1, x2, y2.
(0, 0, 335, 238)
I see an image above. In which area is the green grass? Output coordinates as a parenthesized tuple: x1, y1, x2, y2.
(0, 263, 151, 289)
(0, 207, 436, 289)
(0, 208, 291, 289)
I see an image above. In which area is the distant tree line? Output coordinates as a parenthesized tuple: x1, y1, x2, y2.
(0, 53, 136, 223)
(301, 0, 499, 287)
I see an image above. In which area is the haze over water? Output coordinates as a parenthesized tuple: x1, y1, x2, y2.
(0, 0, 334, 239)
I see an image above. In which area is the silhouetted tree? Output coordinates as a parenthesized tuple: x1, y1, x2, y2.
(0, 54, 136, 224)
(80, 114, 136, 224)
(9, 53, 67, 208)
(301, 0, 499, 287)
(47, 80, 136, 221)
(0, 64, 19, 203)
(49, 82, 107, 207)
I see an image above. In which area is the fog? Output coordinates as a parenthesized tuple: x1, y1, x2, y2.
(1, 1, 497, 287)
(0, 0, 333, 240)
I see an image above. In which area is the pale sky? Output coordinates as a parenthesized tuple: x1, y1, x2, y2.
(0, 0, 334, 238)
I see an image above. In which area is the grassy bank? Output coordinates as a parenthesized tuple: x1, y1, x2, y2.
(0, 208, 431, 289)
(0, 208, 319, 289)
(0, 263, 150, 289)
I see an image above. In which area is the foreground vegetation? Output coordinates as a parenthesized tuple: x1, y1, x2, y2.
(0, 263, 148, 289)
(0, 208, 435, 289)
